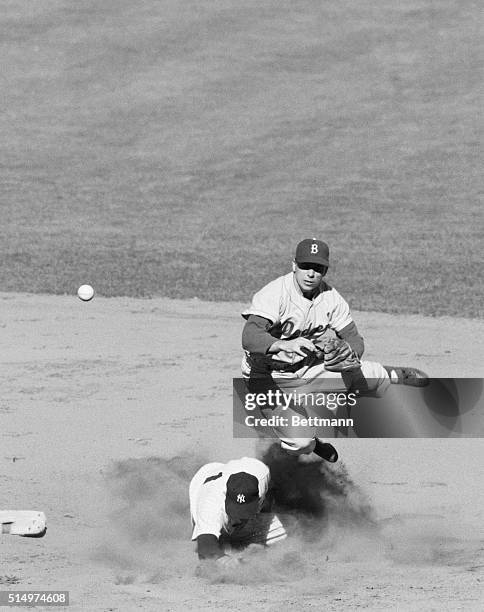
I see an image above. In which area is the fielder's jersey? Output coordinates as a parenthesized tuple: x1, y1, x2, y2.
(189, 458, 270, 541)
(241, 272, 353, 375)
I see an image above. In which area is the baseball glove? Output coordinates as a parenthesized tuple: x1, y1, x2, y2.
(314, 338, 361, 372)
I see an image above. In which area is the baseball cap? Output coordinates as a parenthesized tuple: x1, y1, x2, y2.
(295, 238, 330, 267)
(225, 472, 260, 519)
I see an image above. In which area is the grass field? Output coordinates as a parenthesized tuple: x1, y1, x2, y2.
(1, 0, 481, 317)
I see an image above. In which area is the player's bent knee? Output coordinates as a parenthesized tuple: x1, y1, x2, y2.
(280, 437, 316, 455)
(360, 361, 391, 396)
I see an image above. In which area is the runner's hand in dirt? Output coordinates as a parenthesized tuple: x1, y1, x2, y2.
(216, 554, 241, 569)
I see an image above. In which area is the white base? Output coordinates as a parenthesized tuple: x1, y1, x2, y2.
(0, 510, 47, 537)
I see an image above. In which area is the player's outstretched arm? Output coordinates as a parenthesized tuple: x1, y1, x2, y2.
(242, 314, 316, 360)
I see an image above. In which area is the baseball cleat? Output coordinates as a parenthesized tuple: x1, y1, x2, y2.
(313, 439, 338, 463)
(384, 366, 429, 387)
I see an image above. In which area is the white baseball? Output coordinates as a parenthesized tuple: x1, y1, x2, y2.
(77, 284, 94, 301)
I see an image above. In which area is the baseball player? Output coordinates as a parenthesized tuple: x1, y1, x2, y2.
(241, 238, 429, 460)
(189, 457, 286, 566)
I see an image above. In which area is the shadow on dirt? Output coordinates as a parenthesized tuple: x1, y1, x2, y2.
(260, 442, 377, 537)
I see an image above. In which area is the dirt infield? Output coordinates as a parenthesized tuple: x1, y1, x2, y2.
(1, 293, 483, 611)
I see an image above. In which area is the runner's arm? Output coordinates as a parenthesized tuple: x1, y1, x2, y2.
(196, 534, 224, 560)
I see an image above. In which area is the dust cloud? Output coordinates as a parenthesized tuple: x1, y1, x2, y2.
(93, 444, 474, 586)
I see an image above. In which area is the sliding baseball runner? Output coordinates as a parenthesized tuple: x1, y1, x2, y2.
(190, 457, 286, 567)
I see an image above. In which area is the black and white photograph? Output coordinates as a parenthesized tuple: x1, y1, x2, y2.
(1, 1, 482, 610)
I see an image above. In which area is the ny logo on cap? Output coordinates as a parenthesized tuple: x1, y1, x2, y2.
(236, 494, 245, 503)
